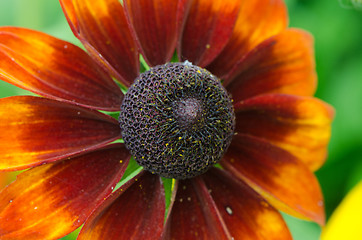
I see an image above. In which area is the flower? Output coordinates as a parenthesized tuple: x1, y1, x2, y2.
(0, 173, 12, 190)
(321, 181, 362, 240)
(0, 0, 334, 239)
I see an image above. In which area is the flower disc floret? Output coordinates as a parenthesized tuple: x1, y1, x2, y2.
(119, 62, 235, 179)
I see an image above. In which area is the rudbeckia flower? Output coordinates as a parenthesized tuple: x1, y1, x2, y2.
(0, 0, 334, 239)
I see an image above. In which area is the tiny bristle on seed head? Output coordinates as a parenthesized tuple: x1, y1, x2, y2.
(119, 63, 235, 179)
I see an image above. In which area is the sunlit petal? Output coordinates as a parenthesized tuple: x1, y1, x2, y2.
(223, 134, 325, 225)
(0, 96, 120, 171)
(0, 27, 122, 111)
(207, 0, 288, 78)
(226, 29, 317, 101)
(0, 144, 130, 240)
(202, 168, 292, 239)
(234, 94, 334, 170)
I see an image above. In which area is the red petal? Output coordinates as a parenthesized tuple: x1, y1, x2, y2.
(226, 29, 317, 101)
(179, 0, 242, 67)
(0, 144, 130, 240)
(78, 171, 165, 240)
(0, 96, 120, 171)
(207, 0, 287, 78)
(163, 178, 231, 239)
(222, 134, 325, 225)
(60, 0, 139, 86)
(234, 94, 334, 170)
(202, 168, 292, 239)
(124, 0, 189, 66)
(0, 27, 122, 111)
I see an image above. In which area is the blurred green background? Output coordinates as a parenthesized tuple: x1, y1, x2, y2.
(0, 0, 361, 239)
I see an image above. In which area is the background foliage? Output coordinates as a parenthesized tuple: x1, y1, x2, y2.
(0, 0, 361, 239)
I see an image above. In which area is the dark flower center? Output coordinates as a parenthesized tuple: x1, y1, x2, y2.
(119, 62, 235, 179)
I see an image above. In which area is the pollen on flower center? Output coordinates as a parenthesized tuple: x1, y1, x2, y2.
(119, 62, 235, 179)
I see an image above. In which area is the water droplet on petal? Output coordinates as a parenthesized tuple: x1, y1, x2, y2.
(226, 206, 233, 215)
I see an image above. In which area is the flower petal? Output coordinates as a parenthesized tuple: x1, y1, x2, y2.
(0, 96, 121, 171)
(0, 27, 122, 111)
(124, 0, 188, 66)
(179, 0, 242, 67)
(222, 134, 325, 225)
(202, 168, 292, 239)
(207, 0, 287, 78)
(163, 178, 231, 239)
(234, 94, 334, 170)
(78, 171, 165, 240)
(321, 181, 362, 240)
(226, 29, 317, 101)
(60, 0, 139, 86)
(0, 144, 130, 240)
(0, 172, 15, 190)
